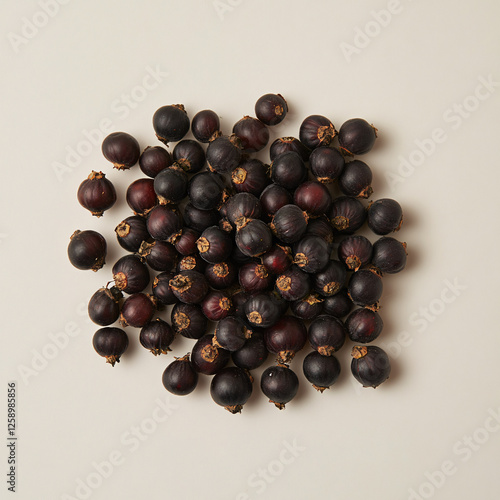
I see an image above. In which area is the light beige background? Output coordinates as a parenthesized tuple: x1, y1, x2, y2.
(1, 1, 499, 499)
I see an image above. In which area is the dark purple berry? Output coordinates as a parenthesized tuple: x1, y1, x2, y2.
(372, 237, 407, 274)
(261, 364, 299, 410)
(93, 327, 129, 366)
(201, 290, 233, 321)
(214, 316, 252, 352)
(239, 262, 272, 293)
(191, 334, 230, 375)
(308, 315, 346, 355)
(367, 199, 403, 235)
(338, 235, 373, 271)
(255, 93, 288, 125)
(299, 114, 336, 149)
(119, 293, 156, 328)
(264, 315, 307, 363)
(171, 303, 207, 339)
(309, 146, 345, 183)
(162, 354, 198, 395)
(271, 204, 308, 244)
(231, 332, 268, 370)
(226, 193, 262, 227)
(206, 135, 242, 173)
(269, 136, 310, 162)
(270, 151, 307, 190)
(323, 289, 353, 318)
(183, 203, 219, 233)
(232, 289, 251, 318)
(338, 118, 377, 156)
(303, 351, 341, 392)
(154, 166, 188, 205)
(233, 116, 269, 153)
(305, 217, 335, 250)
(188, 171, 225, 211)
(329, 196, 366, 234)
(146, 205, 183, 243)
(139, 318, 175, 355)
(169, 270, 208, 304)
(126, 178, 157, 216)
(294, 181, 332, 217)
(293, 235, 330, 273)
(173, 228, 200, 256)
(77, 171, 116, 217)
(172, 139, 205, 173)
(112, 255, 150, 294)
(177, 254, 206, 273)
(244, 293, 281, 328)
(101, 132, 140, 170)
(231, 158, 270, 196)
(235, 218, 273, 257)
(276, 265, 311, 301)
(205, 261, 237, 289)
(291, 293, 323, 320)
(68, 230, 106, 271)
(191, 109, 221, 143)
(115, 216, 149, 253)
(351, 345, 390, 388)
(88, 286, 122, 326)
(348, 267, 383, 307)
(210, 366, 253, 414)
(259, 184, 292, 218)
(346, 308, 383, 344)
(153, 104, 190, 145)
(339, 160, 373, 198)
(261, 244, 292, 275)
(139, 146, 173, 178)
(196, 226, 232, 264)
(152, 272, 177, 306)
(139, 240, 178, 272)
(313, 260, 346, 297)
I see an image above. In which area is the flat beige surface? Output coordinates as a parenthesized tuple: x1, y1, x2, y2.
(1, 1, 500, 499)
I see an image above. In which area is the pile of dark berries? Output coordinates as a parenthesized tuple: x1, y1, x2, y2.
(67, 94, 407, 413)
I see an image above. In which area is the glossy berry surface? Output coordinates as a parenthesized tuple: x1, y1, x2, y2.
(191, 334, 230, 375)
(244, 293, 281, 328)
(351, 345, 391, 388)
(346, 308, 383, 343)
(191, 109, 221, 143)
(329, 196, 366, 234)
(233, 116, 270, 153)
(153, 104, 190, 144)
(231, 332, 268, 370)
(231, 159, 270, 196)
(112, 255, 150, 294)
(197, 226, 233, 263)
(162, 354, 198, 396)
(308, 314, 346, 355)
(92, 327, 129, 366)
(235, 218, 273, 257)
(169, 270, 208, 304)
(139, 146, 173, 178)
(276, 265, 311, 301)
(214, 316, 251, 352)
(270, 151, 307, 190)
(172, 139, 206, 173)
(261, 364, 299, 410)
(210, 367, 253, 414)
(139, 240, 178, 272)
(146, 205, 182, 242)
(313, 260, 347, 297)
(293, 235, 330, 274)
(171, 303, 207, 339)
(367, 198, 403, 235)
(154, 166, 188, 205)
(102, 132, 140, 170)
(119, 293, 155, 328)
(88, 286, 122, 326)
(269, 136, 310, 162)
(338, 118, 377, 156)
(68, 230, 107, 271)
(139, 318, 175, 355)
(322, 289, 353, 318)
(372, 237, 407, 274)
(188, 171, 225, 211)
(260, 184, 292, 218)
(348, 268, 383, 307)
(255, 93, 288, 125)
(337, 235, 373, 271)
(293, 181, 332, 217)
(299, 114, 336, 149)
(271, 204, 308, 244)
(77, 171, 117, 217)
(115, 216, 149, 253)
(206, 135, 242, 173)
(303, 351, 341, 392)
(126, 178, 157, 216)
(309, 146, 345, 183)
(264, 315, 307, 363)
(339, 160, 373, 198)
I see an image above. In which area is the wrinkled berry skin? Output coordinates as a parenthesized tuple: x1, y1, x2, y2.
(271, 204, 308, 244)
(139, 318, 175, 355)
(351, 345, 391, 388)
(207, 136, 242, 173)
(173, 139, 206, 173)
(245, 293, 281, 328)
(171, 303, 207, 339)
(299, 115, 336, 150)
(191, 334, 230, 375)
(329, 196, 366, 234)
(77, 171, 117, 217)
(337, 235, 373, 271)
(338, 118, 377, 156)
(235, 219, 273, 257)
